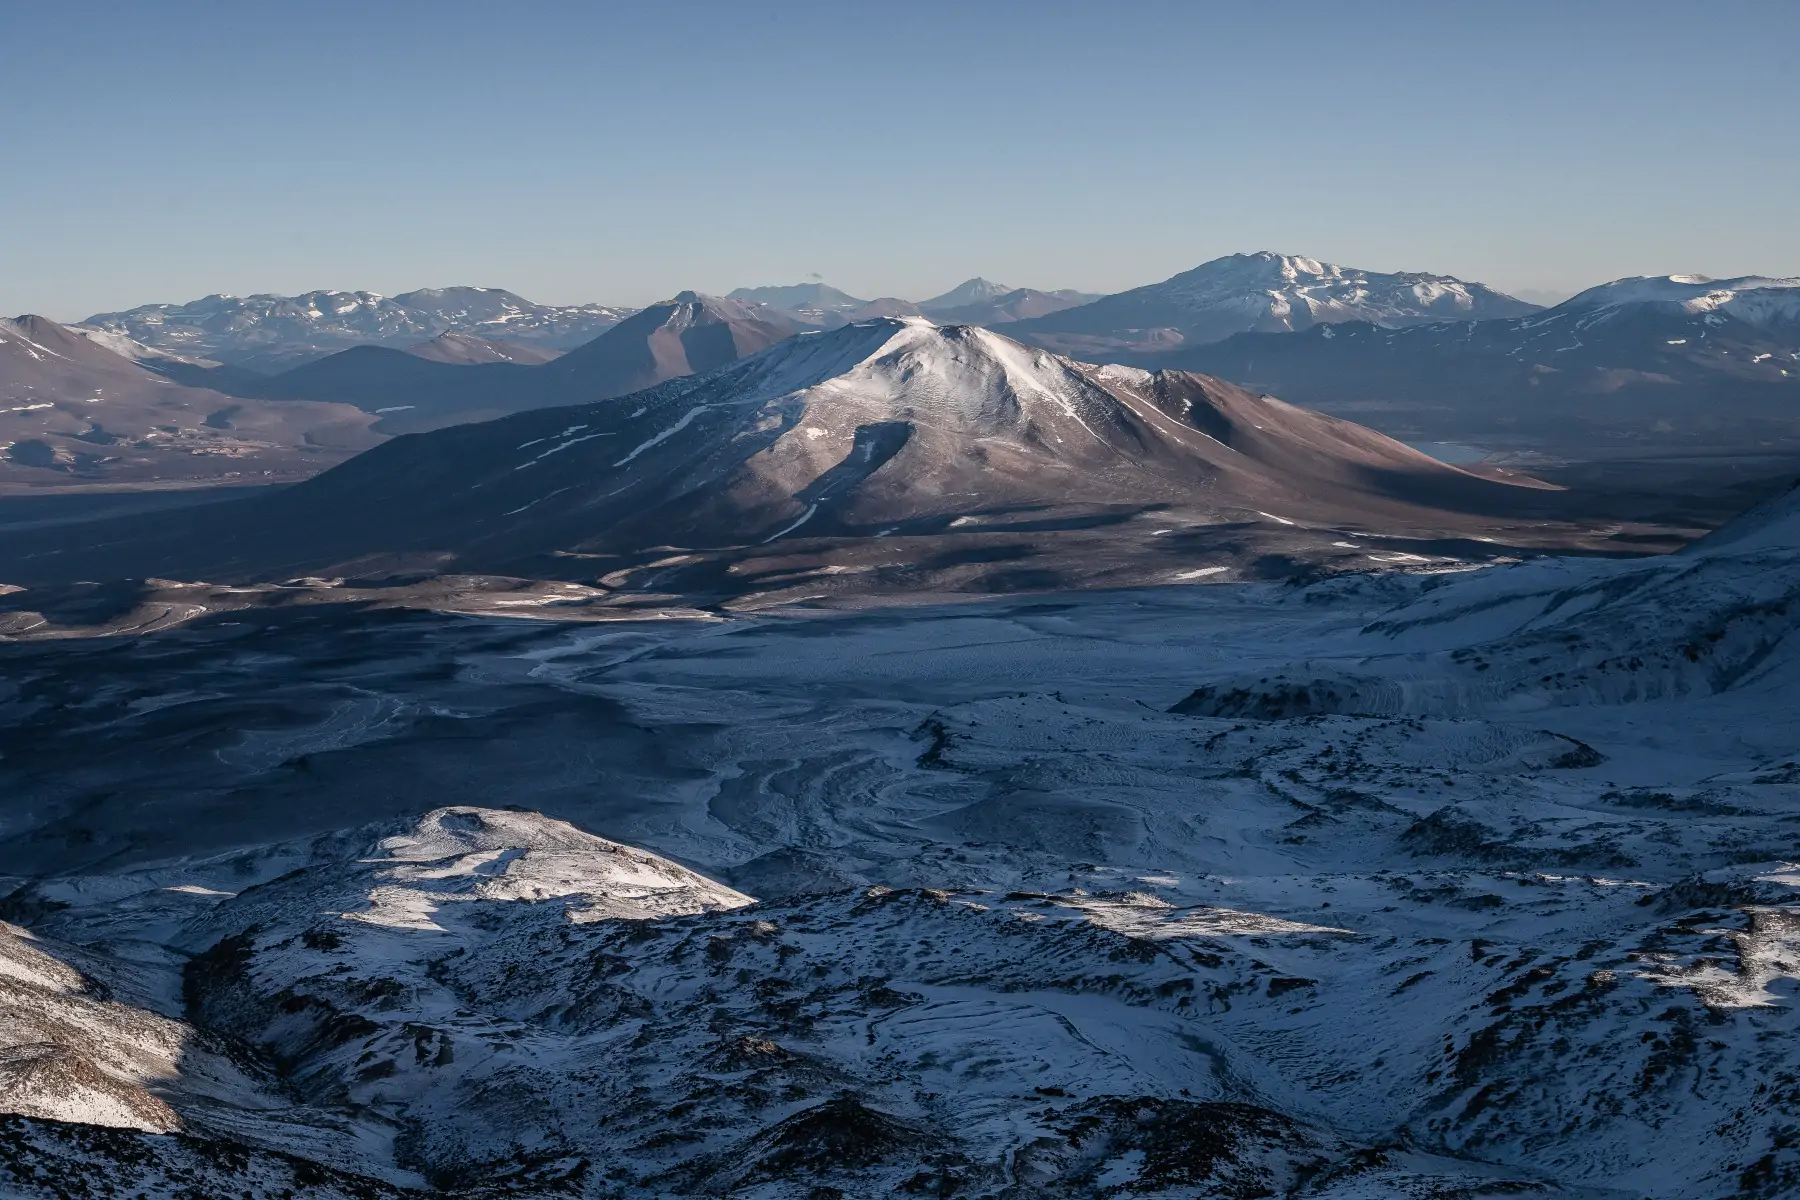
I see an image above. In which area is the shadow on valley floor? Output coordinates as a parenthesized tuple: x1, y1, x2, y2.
(0, 603, 696, 876)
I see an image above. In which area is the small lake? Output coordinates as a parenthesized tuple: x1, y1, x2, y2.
(1406, 441, 1489, 465)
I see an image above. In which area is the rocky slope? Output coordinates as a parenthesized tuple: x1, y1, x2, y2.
(0, 315, 382, 488)
(540, 290, 800, 399)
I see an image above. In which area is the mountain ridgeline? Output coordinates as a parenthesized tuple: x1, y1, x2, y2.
(81, 286, 636, 372)
(1159, 273, 1800, 445)
(231, 292, 802, 433)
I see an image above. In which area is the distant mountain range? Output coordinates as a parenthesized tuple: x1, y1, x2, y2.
(48, 259, 1800, 465)
(9, 317, 1602, 591)
(231, 292, 798, 434)
(1006, 252, 1543, 354)
(0, 314, 381, 488)
(71, 256, 1531, 385)
(1161, 272, 1800, 447)
(80, 287, 636, 373)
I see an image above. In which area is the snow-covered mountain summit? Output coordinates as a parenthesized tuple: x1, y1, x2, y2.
(919, 277, 1015, 311)
(1560, 273, 1800, 328)
(1011, 251, 1542, 353)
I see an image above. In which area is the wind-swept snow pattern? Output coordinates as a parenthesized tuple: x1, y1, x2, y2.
(3, 482, 1800, 1194)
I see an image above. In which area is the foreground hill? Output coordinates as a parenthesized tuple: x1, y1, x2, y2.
(0, 316, 1659, 596)
(0, 315, 382, 489)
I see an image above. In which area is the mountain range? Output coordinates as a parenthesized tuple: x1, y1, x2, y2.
(229, 291, 801, 434)
(8, 239, 1800, 1200)
(80, 287, 636, 373)
(2, 316, 1660, 597)
(1162, 272, 1800, 447)
(32, 257, 1800, 486)
(1006, 252, 1543, 354)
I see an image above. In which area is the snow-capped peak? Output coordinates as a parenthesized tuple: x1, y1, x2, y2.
(919, 277, 1016, 311)
(1559, 273, 1800, 326)
(1013, 252, 1542, 349)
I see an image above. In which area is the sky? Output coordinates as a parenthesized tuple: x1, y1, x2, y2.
(4, 0, 1798, 320)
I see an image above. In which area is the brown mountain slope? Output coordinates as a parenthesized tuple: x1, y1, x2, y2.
(0, 315, 381, 490)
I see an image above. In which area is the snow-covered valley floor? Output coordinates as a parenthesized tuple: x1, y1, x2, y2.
(1, 491, 1798, 1197)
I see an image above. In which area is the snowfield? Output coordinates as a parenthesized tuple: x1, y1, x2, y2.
(0, 484, 1797, 1197)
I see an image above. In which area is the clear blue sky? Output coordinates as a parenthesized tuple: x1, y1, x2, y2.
(5, 0, 1797, 319)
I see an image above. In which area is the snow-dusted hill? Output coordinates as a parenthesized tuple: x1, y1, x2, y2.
(1011, 252, 1541, 353)
(81, 287, 637, 373)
